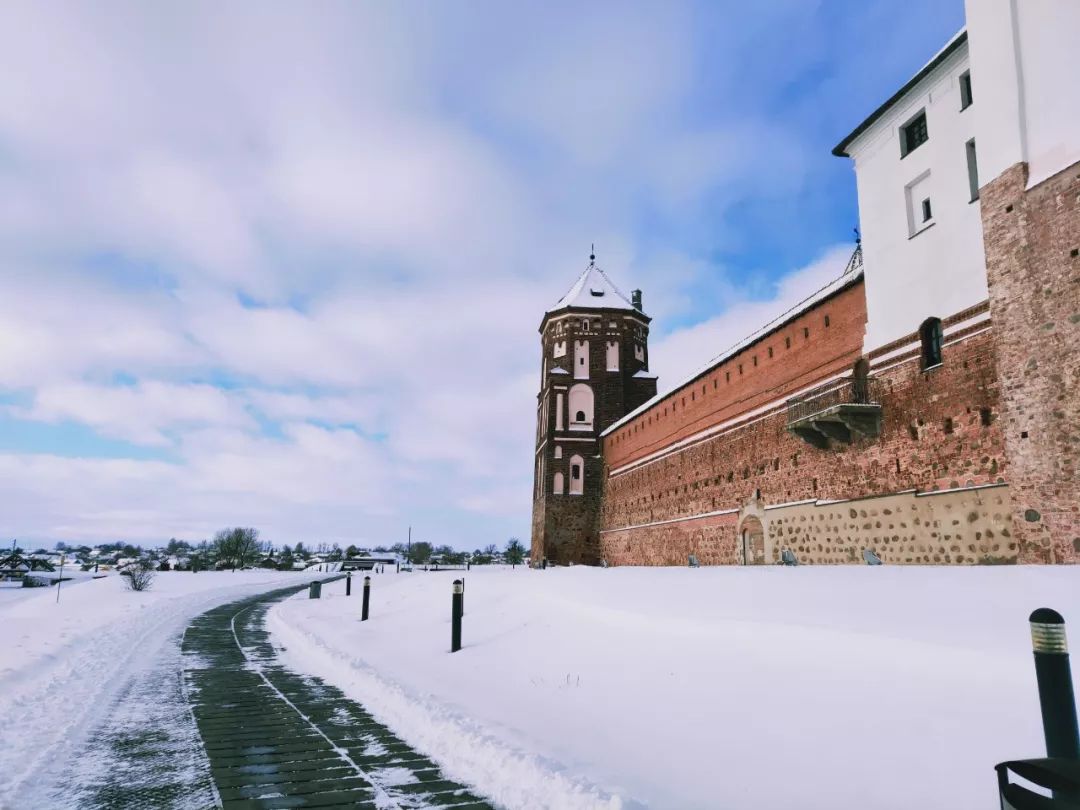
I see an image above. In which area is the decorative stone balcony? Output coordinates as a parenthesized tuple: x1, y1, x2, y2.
(786, 376, 882, 448)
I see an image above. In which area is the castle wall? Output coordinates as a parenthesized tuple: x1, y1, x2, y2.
(981, 160, 1080, 563)
(604, 277, 866, 472)
(598, 311, 1013, 565)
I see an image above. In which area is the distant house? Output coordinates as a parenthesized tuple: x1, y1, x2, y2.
(0, 553, 31, 580)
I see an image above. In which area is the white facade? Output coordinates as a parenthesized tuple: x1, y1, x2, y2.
(964, 0, 1080, 188)
(841, 0, 1080, 352)
(843, 36, 987, 352)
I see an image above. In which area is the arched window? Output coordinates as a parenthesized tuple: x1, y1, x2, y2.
(568, 384, 594, 429)
(553, 472, 564, 495)
(920, 317, 943, 369)
(569, 455, 584, 494)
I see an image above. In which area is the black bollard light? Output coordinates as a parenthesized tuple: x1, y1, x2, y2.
(451, 579, 463, 652)
(460, 576, 465, 616)
(1030, 608, 1080, 760)
(361, 575, 371, 621)
(346, 571, 352, 596)
(309, 581, 321, 599)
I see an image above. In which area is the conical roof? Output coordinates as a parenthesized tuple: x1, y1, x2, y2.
(548, 260, 637, 314)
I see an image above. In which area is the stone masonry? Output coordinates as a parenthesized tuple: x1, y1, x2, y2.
(981, 160, 1080, 564)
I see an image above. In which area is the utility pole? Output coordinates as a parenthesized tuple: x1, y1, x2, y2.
(407, 526, 412, 566)
(55, 553, 65, 604)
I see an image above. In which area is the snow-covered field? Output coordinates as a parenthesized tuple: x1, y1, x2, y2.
(270, 565, 1080, 810)
(0, 569, 323, 806)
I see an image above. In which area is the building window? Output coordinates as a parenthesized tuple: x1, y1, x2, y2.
(568, 384, 594, 428)
(553, 472, 564, 495)
(574, 340, 589, 379)
(905, 170, 933, 236)
(900, 109, 928, 157)
(824, 315, 830, 328)
(768, 346, 773, 358)
(785, 336, 791, 349)
(959, 71, 973, 110)
(803, 327, 809, 339)
(606, 341, 619, 371)
(569, 455, 584, 495)
(966, 139, 980, 201)
(920, 317, 943, 369)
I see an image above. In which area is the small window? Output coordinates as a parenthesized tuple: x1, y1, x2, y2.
(785, 336, 791, 349)
(966, 139, 980, 201)
(959, 71, 973, 110)
(824, 315, 830, 328)
(768, 346, 773, 358)
(921, 198, 933, 222)
(752, 356, 757, 367)
(726, 371, 730, 382)
(920, 317, 943, 369)
(803, 327, 809, 339)
(575, 410, 586, 422)
(901, 110, 928, 157)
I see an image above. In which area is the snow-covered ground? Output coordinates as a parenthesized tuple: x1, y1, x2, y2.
(0, 569, 323, 806)
(269, 565, 1080, 810)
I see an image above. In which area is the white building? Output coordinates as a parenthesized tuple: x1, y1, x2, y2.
(834, 0, 1080, 353)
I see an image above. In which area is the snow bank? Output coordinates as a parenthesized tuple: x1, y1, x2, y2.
(0, 570, 323, 805)
(269, 565, 1080, 809)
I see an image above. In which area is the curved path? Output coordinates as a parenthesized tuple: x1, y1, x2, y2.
(180, 580, 493, 809)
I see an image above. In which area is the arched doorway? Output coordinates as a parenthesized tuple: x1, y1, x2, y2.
(740, 516, 765, 565)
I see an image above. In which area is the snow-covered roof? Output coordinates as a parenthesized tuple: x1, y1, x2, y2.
(601, 260, 864, 437)
(550, 366, 569, 375)
(548, 261, 637, 314)
(633, 370, 658, 379)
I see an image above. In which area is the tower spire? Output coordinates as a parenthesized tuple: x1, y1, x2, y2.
(589, 243, 595, 264)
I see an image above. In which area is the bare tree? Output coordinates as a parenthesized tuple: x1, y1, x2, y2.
(213, 527, 261, 571)
(124, 561, 155, 591)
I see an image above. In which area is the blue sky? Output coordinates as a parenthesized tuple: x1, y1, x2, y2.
(0, 0, 965, 549)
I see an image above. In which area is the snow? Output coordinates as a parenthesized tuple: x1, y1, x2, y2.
(602, 263, 863, 437)
(269, 565, 1080, 809)
(548, 262, 637, 314)
(0, 569, 324, 805)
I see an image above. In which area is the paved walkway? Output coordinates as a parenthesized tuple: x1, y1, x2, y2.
(181, 581, 494, 809)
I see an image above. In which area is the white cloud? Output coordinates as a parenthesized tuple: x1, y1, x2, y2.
(0, 1, 857, 547)
(12, 381, 254, 447)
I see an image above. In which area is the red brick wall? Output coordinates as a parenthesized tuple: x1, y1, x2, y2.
(982, 161, 1080, 564)
(604, 277, 867, 471)
(598, 318, 1009, 565)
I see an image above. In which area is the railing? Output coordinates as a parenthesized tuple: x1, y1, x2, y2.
(786, 376, 881, 425)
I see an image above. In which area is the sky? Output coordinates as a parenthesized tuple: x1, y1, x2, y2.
(0, 1, 966, 550)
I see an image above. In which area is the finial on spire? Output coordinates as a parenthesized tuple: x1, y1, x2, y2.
(589, 243, 595, 264)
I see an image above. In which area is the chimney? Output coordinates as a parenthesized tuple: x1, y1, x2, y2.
(631, 289, 643, 310)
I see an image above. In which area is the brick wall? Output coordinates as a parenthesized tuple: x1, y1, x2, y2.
(597, 303, 1010, 565)
(982, 160, 1080, 564)
(604, 277, 866, 472)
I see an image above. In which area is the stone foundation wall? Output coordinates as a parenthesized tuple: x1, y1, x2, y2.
(762, 484, 1015, 565)
(982, 161, 1080, 563)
